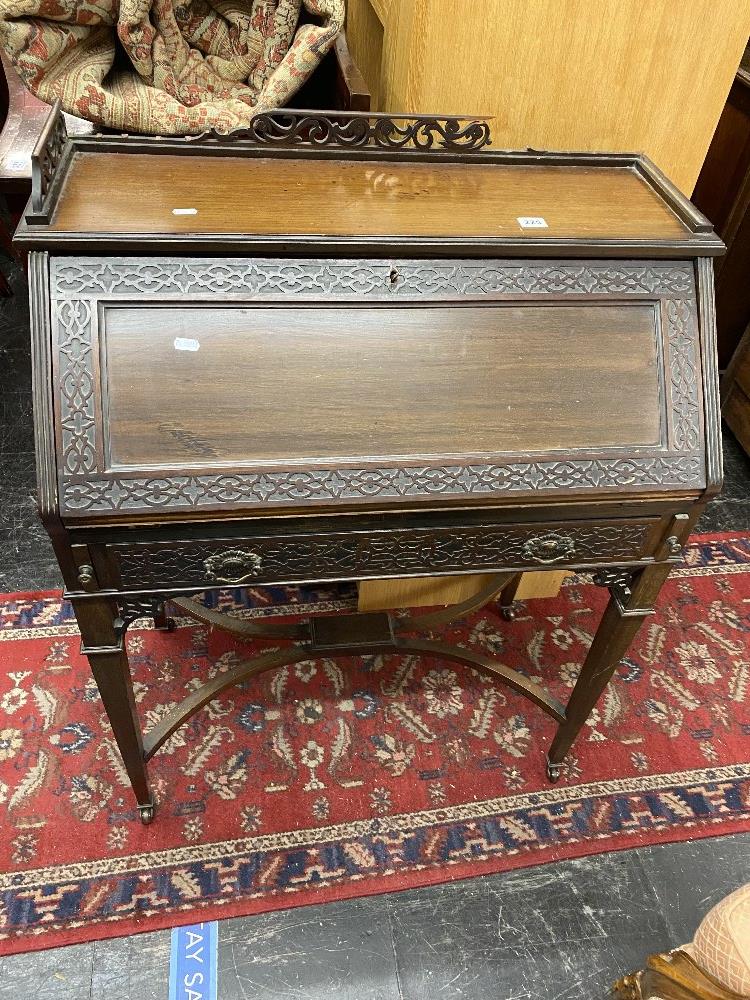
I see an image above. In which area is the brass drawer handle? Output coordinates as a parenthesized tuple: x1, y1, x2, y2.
(522, 532, 575, 564)
(203, 549, 263, 584)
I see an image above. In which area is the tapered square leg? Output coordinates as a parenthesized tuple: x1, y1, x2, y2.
(547, 562, 673, 779)
(71, 596, 154, 822)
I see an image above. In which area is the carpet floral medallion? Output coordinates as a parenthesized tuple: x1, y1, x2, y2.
(1, 531, 749, 954)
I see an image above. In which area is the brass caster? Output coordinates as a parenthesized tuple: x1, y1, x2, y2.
(546, 755, 563, 783)
(500, 605, 516, 621)
(138, 803, 155, 825)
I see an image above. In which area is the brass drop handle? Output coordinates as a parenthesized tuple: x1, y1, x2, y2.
(203, 549, 263, 584)
(77, 564, 95, 587)
(522, 533, 575, 564)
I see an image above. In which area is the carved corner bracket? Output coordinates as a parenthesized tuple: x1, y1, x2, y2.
(593, 568, 654, 618)
(593, 567, 636, 614)
(115, 597, 174, 641)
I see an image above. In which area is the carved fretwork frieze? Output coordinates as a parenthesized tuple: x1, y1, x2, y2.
(116, 522, 655, 587)
(51, 258, 696, 299)
(50, 257, 705, 514)
(62, 456, 703, 514)
(666, 299, 701, 451)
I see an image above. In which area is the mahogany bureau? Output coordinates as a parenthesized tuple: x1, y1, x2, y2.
(15, 107, 723, 823)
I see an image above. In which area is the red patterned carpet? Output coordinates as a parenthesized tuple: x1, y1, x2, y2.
(1, 531, 749, 955)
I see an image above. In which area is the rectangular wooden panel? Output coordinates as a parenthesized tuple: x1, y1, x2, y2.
(51, 152, 690, 242)
(101, 302, 661, 469)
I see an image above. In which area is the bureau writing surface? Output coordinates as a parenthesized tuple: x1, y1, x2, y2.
(101, 303, 661, 470)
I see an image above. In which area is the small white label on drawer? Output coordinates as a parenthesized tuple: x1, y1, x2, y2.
(172, 207, 198, 215)
(174, 337, 200, 352)
(517, 216, 548, 229)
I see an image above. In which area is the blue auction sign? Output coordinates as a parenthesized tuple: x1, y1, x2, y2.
(168, 922, 218, 1000)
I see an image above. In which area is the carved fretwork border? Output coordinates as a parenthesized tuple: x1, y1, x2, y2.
(52, 257, 696, 299)
(115, 522, 656, 587)
(55, 298, 96, 475)
(50, 257, 705, 515)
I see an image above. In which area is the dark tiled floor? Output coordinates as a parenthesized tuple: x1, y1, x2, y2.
(1, 254, 749, 998)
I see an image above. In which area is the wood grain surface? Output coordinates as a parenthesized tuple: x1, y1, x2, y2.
(101, 302, 661, 469)
(347, 0, 750, 193)
(51, 151, 689, 240)
(357, 570, 569, 612)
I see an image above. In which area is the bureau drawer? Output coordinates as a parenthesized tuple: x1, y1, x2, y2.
(109, 518, 662, 589)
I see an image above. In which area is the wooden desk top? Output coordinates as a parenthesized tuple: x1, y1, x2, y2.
(16, 107, 721, 257)
(53, 153, 686, 242)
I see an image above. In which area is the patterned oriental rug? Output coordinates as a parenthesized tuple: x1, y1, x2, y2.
(1, 531, 749, 955)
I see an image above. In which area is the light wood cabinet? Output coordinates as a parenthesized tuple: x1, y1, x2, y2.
(348, 0, 747, 611)
(346, 0, 750, 194)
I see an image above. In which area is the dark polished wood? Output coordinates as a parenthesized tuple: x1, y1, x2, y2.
(0, 51, 89, 292)
(693, 43, 750, 368)
(143, 587, 568, 768)
(546, 545, 689, 779)
(47, 255, 706, 521)
(722, 320, 750, 455)
(15, 104, 721, 257)
(103, 302, 662, 467)
(39, 153, 703, 242)
(70, 595, 153, 821)
(21, 108, 723, 822)
(169, 596, 308, 640)
(94, 514, 663, 595)
(142, 645, 309, 762)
